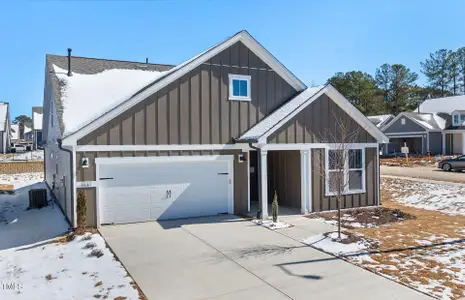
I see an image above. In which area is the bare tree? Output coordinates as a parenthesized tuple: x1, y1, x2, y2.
(314, 113, 361, 239)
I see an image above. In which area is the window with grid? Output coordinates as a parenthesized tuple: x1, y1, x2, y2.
(326, 148, 365, 195)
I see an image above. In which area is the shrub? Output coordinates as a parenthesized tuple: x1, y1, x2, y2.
(272, 191, 278, 223)
(77, 191, 87, 231)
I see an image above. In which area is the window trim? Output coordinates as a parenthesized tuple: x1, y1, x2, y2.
(325, 147, 366, 196)
(453, 112, 465, 126)
(228, 74, 251, 101)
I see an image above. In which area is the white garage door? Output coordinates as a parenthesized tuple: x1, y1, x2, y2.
(98, 156, 233, 225)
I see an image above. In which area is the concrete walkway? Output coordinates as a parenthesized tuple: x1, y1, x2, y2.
(100, 216, 429, 300)
(381, 165, 465, 183)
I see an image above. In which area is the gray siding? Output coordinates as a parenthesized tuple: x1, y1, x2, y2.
(267, 94, 377, 143)
(311, 148, 377, 212)
(76, 150, 248, 227)
(428, 132, 443, 155)
(77, 41, 298, 146)
(383, 116, 426, 134)
(267, 151, 301, 208)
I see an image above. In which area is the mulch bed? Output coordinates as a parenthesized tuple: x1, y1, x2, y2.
(307, 207, 416, 229)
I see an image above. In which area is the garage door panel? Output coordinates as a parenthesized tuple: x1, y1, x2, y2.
(99, 158, 232, 224)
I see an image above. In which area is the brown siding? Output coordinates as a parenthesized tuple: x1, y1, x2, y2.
(310, 148, 377, 212)
(76, 188, 97, 227)
(268, 94, 377, 144)
(78, 41, 298, 146)
(268, 151, 301, 208)
(76, 150, 248, 226)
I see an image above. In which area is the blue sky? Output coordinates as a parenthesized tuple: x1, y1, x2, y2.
(1, 0, 464, 118)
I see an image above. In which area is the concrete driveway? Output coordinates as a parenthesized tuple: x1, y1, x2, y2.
(100, 215, 430, 300)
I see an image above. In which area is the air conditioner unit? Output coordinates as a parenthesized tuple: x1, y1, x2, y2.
(29, 189, 48, 209)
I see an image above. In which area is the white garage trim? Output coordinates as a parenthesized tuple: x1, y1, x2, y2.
(76, 143, 249, 152)
(95, 155, 234, 227)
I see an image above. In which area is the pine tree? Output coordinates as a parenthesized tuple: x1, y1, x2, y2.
(76, 191, 87, 232)
(421, 49, 453, 96)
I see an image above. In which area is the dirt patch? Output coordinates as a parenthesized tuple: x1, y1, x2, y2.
(307, 207, 415, 229)
(323, 230, 379, 249)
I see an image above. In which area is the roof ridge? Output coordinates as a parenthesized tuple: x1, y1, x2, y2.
(46, 54, 175, 67)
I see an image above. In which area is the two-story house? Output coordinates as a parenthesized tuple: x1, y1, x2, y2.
(43, 31, 388, 228)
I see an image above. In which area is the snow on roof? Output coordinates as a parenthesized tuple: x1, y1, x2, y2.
(33, 111, 43, 131)
(239, 85, 325, 141)
(0, 103, 8, 131)
(53, 65, 167, 135)
(367, 114, 393, 128)
(416, 95, 465, 114)
(24, 125, 32, 134)
(10, 124, 19, 140)
(403, 112, 446, 130)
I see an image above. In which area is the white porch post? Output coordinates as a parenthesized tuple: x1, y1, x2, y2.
(260, 150, 268, 219)
(462, 133, 465, 155)
(300, 150, 310, 214)
(442, 133, 446, 155)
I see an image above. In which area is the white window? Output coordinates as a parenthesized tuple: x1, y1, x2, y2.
(325, 148, 365, 196)
(452, 112, 465, 126)
(228, 74, 251, 101)
(401, 118, 406, 125)
(453, 114, 459, 125)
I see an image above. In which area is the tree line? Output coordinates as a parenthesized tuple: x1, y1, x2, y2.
(328, 47, 465, 116)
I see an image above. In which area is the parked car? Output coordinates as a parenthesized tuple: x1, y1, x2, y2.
(437, 155, 465, 171)
(11, 144, 26, 153)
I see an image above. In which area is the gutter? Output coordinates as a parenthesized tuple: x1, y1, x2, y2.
(232, 137, 263, 219)
(57, 138, 75, 228)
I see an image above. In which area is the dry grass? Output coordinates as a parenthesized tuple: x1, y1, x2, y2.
(347, 183, 465, 299)
(380, 156, 435, 167)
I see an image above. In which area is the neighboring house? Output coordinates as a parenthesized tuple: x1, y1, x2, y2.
(32, 106, 43, 148)
(0, 102, 11, 154)
(23, 125, 33, 141)
(43, 31, 388, 228)
(367, 114, 393, 129)
(380, 112, 448, 155)
(10, 124, 19, 144)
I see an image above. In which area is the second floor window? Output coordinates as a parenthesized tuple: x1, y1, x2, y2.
(229, 74, 251, 101)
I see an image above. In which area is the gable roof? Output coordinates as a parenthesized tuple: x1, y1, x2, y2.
(416, 95, 465, 114)
(239, 84, 389, 143)
(32, 106, 43, 131)
(0, 102, 8, 132)
(381, 112, 447, 132)
(10, 124, 19, 140)
(58, 30, 307, 144)
(367, 114, 394, 128)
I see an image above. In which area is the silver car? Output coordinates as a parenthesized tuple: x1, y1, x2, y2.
(438, 155, 465, 171)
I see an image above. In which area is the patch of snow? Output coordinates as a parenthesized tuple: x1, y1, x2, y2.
(252, 219, 292, 230)
(367, 114, 393, 128)
(382, 178, 465, 215)
(54, 65, 167, 136)
(0, 103, 8, 131)
(0, 173, 43, 190)
(302, 232, 371, 255)
(416, 95, 465, 114)
(433, 113, 446, 130)
(0, 233, 139, 300)
(33, 112, 43, 130)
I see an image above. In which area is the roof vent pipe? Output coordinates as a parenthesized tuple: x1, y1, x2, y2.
(67, 48, 72, 77)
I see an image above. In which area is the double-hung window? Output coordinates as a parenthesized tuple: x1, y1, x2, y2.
(229, 74, 251, 101)
(326, 148, 365, 196)
(452, 112, 465, 126)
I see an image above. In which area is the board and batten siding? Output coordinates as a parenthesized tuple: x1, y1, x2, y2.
(267, 150, 301, 208)
(267, 94, 376, 144)
(76, 150, 248, 227)
(310, 148, 377, 212)
(428, 132, 442, 155)
(383, 116, 426, 134)
(77, 41, 298, 146)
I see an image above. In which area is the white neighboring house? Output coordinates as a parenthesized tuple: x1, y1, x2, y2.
(10, 124, 19, 143)
(32, 106, 43, 149)
(0, 102, 11, 154)
(367, 114, 394, 128)
(23, 125, 33, 141)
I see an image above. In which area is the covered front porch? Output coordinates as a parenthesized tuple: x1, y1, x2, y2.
(442, 132, 465, 155)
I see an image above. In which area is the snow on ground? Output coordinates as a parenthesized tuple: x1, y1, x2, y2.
(0, 172, 43, 190)
(382, 177, 465, 215)
(302, 232, 375, 256)
(0, 182, 140, 299)
(54, 65, 166, 135)
(252, 219, 292, 230)
(0, 233, 139, 300)
(0, 150, 44, 161)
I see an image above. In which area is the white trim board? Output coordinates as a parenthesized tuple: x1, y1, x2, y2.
(95, 155, 234, 165)
(61, 31, 306, 146)
(260, 143, 379, 151)
(76, 144, 249, 152)
(385, 131, 428, 136)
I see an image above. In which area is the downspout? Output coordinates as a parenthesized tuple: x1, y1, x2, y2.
(57, 138, 75, 228)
